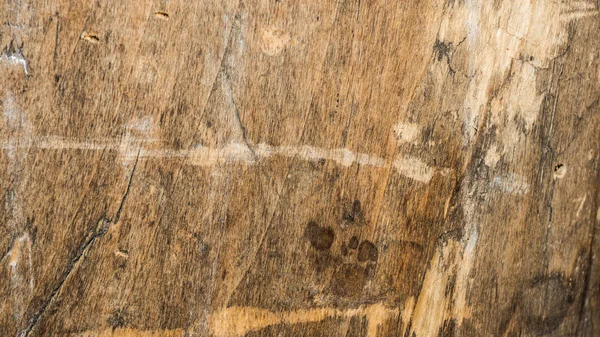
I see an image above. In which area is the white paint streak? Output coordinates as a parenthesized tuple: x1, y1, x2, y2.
(0, 51, 29, 75)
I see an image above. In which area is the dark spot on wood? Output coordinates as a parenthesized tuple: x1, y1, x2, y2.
(107, 309, 126, 329)
(81, 32, 100, 43)
(312, 252, 333, 273)
(357, 240, 378, 262)
(554, 163, 564, 172)
(331, 263, 366, 298)
(520, 272, 574, 335)
(437, 318, 457, 337)
(305, 221, 334, 251)
(343, 199, 366, 225)
(445, 274, 456, 297)
(352, 199, 361, 214)
(433, 39, 451, 62)
(364, 263, 376, 279)
(154, 11, 169, 19)
(349, 236, 359, 249)
(341, 243, 348, 256)
(343, 213, 355, 222)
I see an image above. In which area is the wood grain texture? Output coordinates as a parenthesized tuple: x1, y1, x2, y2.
(1, 0, 599, 336)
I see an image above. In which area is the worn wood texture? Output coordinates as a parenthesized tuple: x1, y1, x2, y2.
(1, 1, 599, 336)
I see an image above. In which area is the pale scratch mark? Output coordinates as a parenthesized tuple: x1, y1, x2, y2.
(7, 233, 34, 321)
(76, 327, 184, 337)
(255, 143, 385, 168)
(114, 250, 129, 259)
(575, 195, 587, 218)
(209, 303, 398, 337)
(1, 136, 450, 183)
(31, 136, 121, 150)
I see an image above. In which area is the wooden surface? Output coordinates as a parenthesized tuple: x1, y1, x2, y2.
(1, 1, 599, 336)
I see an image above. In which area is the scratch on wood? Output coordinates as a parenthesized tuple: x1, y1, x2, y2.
(209, 303, 398, 337)
(0, 137, 448, 183)
(76, 327, 184, 337)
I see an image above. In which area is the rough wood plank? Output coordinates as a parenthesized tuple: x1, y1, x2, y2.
(1, 0, 599, 336)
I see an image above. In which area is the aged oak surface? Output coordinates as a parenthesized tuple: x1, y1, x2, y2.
(1, 0, 599, 336)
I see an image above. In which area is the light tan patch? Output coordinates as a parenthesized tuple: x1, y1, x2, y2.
(400, 296, 415, 336)
(77, 328, 184, 337)
(409, 228, 477, 336)
(484, 145, 501, 168)
(394, 122, 421, 144)
(261, 28, 291, 56)
(392, 156, 434, 183)
(209, 303, 398, 337)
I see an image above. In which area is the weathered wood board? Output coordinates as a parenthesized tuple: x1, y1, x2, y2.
(1, 0, 599, 336)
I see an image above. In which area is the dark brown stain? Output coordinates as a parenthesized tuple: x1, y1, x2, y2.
(312, 252, 334, 273)
(305, 221, 334, 251)
(433, 39, 451, 62)
(349, 236, 359, 249)
(357, 240, 378, 262)
(154, 11, 169, 19)
(437, 318, 457, 337)
(364, 263, 376, 279)
(331, 263, 366, 299)
(341, 243, 349, 256)
(343, 199, 366, 225)
(520, 272, 574, 335)
(107, 309, 126, 329)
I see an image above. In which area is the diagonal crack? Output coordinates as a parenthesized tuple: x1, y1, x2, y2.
(21, 150, 140, 336)
(20, 215, 108, 337)
(113, 149, 140, 223)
